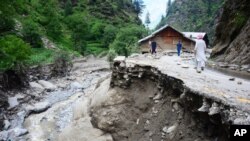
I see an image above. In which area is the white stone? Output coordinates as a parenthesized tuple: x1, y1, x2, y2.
(29, 82, 44, 90)
(153, 92, 162, 100)
(181, 64, 189, 68)
(70, 82, 83, 90)
(3, 120, 10, 130)
(162, 126, 168, 133)
(8, 97, 19, 108)
(12, 127, 28, 136)
(166, 124, 177, 134)
(26, 102, 50, 115)
(38, 80, 57, 91)
(114, 56, 126, 62)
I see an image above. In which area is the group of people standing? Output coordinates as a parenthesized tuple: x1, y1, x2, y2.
(148, 35, 207, 73)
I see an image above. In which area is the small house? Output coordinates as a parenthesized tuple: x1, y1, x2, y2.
(138, 25, 208, 53)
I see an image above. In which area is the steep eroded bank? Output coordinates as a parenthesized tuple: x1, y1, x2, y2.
(89, 55, 250, 141)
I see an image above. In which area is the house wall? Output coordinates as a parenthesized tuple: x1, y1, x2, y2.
(140, 28, 195, 53)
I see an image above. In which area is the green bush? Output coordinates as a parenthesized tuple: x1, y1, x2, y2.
(110, 24, 146, 56)
(22, 19, 43, 48)
(0, 35, 32, 71)
(107, 49, 117, 62)
(27, 48, 54, 66)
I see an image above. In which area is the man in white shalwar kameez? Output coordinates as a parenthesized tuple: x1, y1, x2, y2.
(194, 35, 207, 73)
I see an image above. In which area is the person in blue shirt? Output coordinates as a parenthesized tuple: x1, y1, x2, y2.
(177, 40, 182, 56)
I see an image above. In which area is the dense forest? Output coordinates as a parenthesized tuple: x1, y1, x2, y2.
(0, 0, 146, 72)
(156, 0, 224, 45)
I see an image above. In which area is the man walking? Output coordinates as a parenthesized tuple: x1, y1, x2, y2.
(194, 35, 207, 73)
(177, 40, 182, 56)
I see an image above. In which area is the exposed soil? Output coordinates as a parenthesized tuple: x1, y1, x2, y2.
(90, 73, 228, 141)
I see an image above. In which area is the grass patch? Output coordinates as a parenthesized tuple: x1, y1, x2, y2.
(27, 48, 55, 66)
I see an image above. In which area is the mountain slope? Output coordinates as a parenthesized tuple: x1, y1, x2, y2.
(211, 0, 250, 65)
(0, 0, 146, 71)
(156, 0, 224, 44)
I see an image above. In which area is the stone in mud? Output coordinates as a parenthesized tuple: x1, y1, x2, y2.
(129, 53, 140, 58)
(237, 81, 242, 85)
(208, 102, 220, 115)
(25, 102, 50, 116)
(0, 131, 8, 141)
(11, 127, 28, 137)
(3, 120, 10, 130)
(38, 80, 57, 91)
(153, 92, 163, 100)
(229, 77, 235, 81)
(70, 82, 83, 90)
(233, 116, 250, 125)
(181, 64, 189, 68)
(219, 63, 229, 68)
(29, 82, 44, 90)
(198, 99, 210, 112)
(114, 56, 126, 62)
(162, 126, 168, 133)
(166, 124, 177, 134)
(8, 97, 19, 108)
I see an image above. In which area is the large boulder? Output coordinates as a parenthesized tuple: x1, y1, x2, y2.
(25, 101, 50, 116)
(37, 80, 57, 91)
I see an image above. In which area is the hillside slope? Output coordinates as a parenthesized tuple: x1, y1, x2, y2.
(211, 0, 250, 65)
(0, 0, 146, 89)
(157, 0, 224, 44)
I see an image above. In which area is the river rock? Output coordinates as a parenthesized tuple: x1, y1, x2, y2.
(114, 56, 126, 62)
(219, 63, 229, 68)
(70, 82, 83, 90)
(29, 82, 44, 90)
(0, 131, 8, 141)
(240, 65, 249, 71)
(8, 97, 19, 108)
(38, 80, 57, 91)
(181, 64, 189, 68)
(3, 120, 10, 130)
(25, 102, 50, 116)
(11, 127, 28, 137)
(162, 126, 168, 133)
(129, 53, 140, 58)
(166, 123, 178, 134)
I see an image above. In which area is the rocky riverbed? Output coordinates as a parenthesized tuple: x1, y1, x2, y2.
(0, 53, 249, 141)
(0, 57, 111, 141)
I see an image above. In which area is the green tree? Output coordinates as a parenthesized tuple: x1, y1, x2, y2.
(38, 0, 62, 39)
(103, 25, 117, 48)
(166, 0, 172, 16)
(0, 35, 32, 71)
(65, 14, 89, 54)
(22, 19, 43, 48)
(110, 25, 146, 56)
(145, 11, 151, 28)
(0, 0, 15, 35)
(133, 0, 145, 16)
(65, 0, 73, 16)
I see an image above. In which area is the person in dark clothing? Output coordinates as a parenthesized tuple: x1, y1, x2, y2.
(151, 41, 157, 54)
(149, 39, 158, 55)
(177, 40, 182, 56)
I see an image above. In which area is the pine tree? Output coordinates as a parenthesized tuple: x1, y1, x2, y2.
(145, 11, 151, 28)
(133, 0, 145, 17)
(166, 0, 172, 16)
